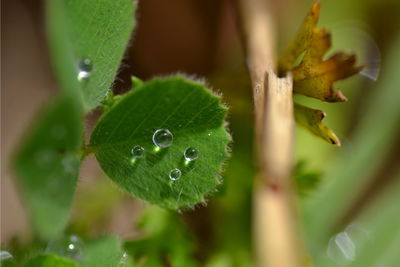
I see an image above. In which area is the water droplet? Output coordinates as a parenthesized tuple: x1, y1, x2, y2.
(0, 250, 13, 262)
(152, 129, 173, 148)
(169, 168, 181, 181)
(327, 231, 356, 265)
(330, 24, 381, 81)
(118, 252, 129, 267)
(46, 235, 84, 262)
(131, 145, 144, 158)
(184, 147, 198, 161)
(77, 58, 93, 81)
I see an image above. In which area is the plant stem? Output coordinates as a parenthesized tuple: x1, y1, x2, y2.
(235, 0, 303, 266)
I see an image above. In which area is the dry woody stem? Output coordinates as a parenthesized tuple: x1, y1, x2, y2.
(236, 0, 303, 266)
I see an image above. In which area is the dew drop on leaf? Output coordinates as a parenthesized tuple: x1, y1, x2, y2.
(118, 252, 129, 267)
(46, 235, 84, 262)
(169, 168, 181, 181)
(152, 129, 173, 148)
(131, 145, 144, 158)
(184, 147, 199, 162)
(0, 250, 13, 261)
(77, 58, 93, 81)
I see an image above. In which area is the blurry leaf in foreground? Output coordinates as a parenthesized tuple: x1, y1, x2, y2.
(82, 236, 125, 267)
(24, 254, 80, 267)
(293, 160, 322, 197)
(294, 104, 340, 146)
(125, 206, 196, 267)
(90, 75, 230, 210)
(14, 97, 83, 240)
(279, 2, 362, 102)
(46, 0, 136, 111)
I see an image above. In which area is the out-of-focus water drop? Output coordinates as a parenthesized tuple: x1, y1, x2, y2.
(0, 250, 13, 262)
(46, 235, 84, 262)
(330, 23, 381, 81)
(77, 58, 93, 81)
(118, 252, 129, 267)
(326, 222, 370, 265)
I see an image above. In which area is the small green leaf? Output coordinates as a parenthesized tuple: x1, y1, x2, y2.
(46, 0, 136, 111)
(90, 75, 230, 209)
(14, 97, 83, 239)
(82, 236, 124, 267)
(24, 254, 80, 267)
(294, 103, 340, 146)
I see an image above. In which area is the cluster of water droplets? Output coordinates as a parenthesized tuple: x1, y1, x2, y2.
(130, 129, 200, 181)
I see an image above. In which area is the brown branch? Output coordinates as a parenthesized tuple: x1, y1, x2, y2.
(235, 0, 303, 266)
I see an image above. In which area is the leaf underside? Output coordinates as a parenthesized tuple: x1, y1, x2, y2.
(90, 75, 231, 210)
(280, 2, 362, 145)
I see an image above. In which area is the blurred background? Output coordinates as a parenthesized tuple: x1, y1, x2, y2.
(2, 0, 400, 265)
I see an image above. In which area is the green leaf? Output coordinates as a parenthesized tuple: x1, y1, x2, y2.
(24, 254, 80, 267)
(82, 236, 124, 267)
(90, 75, 230, 209)
(14, 97, 83, 239)
(46, 0, 136, 111)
